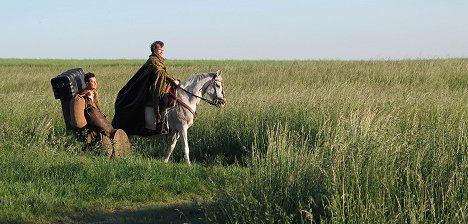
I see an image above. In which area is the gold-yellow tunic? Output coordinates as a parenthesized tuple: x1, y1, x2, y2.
(148, 54, 176, 97)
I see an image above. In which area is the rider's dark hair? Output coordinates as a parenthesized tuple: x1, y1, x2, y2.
(84, 72, 96, 83)
(151, 41, 164, 53)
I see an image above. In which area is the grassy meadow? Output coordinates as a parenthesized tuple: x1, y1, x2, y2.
(0, 58, 466, 223)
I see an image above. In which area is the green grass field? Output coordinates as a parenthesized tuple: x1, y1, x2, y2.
(0, 58, 466, 223)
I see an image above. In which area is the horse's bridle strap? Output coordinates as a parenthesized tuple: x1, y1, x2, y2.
(175, 97, 197, 119)
(170, 75, 224, 119)
(177, 76, 224, 106)
(179, 87, 216, 105)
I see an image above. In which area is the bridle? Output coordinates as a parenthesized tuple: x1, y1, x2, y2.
(170, 75, 225, 119)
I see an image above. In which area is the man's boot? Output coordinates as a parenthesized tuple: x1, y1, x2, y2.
(85, 106, 113, 137)
(155, 109, 169, 134)
(154, 98, 168, 134)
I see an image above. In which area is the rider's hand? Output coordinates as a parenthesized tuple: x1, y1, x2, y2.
(174, 79, 180, 86)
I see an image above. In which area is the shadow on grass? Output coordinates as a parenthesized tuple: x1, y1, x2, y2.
(71, 201, 206, 224)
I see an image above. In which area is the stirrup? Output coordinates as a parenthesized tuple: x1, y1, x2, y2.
(156, 122, 169, 135)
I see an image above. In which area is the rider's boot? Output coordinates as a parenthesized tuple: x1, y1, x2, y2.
(156, 109, 169, 135)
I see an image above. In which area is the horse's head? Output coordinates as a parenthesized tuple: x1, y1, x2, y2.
(206, 70, 226, 108)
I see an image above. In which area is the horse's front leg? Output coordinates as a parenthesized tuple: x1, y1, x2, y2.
(164, 131, 179, 163)
(179, 128, 191, 165)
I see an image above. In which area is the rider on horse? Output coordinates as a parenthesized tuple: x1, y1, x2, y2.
(148, 41, 180, 134)
(112, 41, 180, 135)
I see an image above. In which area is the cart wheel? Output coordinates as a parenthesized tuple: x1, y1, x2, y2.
(111, 129, 130, 159)
(101, 134, 113, 157)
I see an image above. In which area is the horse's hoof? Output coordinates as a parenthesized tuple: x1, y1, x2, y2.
(111, 129, 131, 159)
(100, 134, 113, 157)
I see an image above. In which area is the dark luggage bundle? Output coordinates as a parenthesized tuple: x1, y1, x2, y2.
(51, 68, 86, 130)
(51, 68, 86, 100)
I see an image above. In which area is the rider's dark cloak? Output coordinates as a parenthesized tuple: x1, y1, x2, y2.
(112, 54, 175, 135)
(111, 60, 152, 135)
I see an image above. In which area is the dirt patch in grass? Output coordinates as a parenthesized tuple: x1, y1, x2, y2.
(70, 201, 205, 224)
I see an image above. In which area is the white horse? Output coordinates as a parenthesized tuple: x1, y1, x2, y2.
(144, 71, 225, 164)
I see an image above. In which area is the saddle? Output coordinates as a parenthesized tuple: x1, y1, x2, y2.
(162, 83, 177, 108)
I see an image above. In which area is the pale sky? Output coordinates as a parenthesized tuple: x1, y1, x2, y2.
(1, 0, 467, 60)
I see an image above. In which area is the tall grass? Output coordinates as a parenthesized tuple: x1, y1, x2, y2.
(207, 109, 466, 223)
(205, 124, 328, 223)
(200, 59, 467, 223)
(0, 58, 467, 223)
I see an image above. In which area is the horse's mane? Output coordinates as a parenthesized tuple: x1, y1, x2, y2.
(181, 72, 214, 88)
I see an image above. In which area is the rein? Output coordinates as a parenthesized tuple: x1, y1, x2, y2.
(169, 76, 224, 119)
(178, 87, 217, 106)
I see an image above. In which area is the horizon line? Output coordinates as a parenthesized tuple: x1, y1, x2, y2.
(1, 57, 467, 62)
